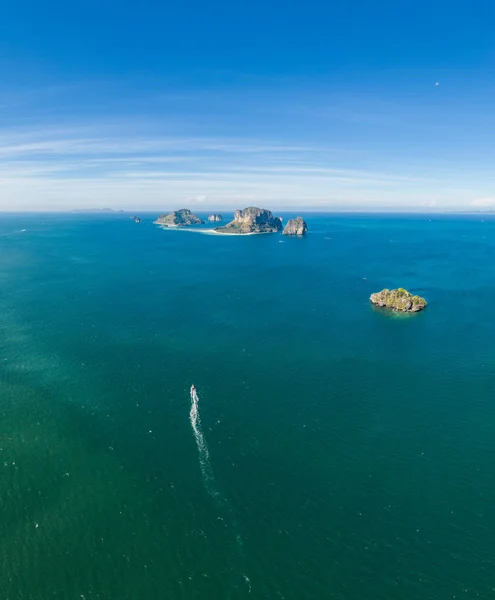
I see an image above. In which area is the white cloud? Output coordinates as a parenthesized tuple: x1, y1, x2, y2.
(0, 128, 315, 159)
(470, 197, 495, 207)
(0, 122, 492, 211)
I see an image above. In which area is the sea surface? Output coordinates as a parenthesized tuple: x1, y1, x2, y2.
(1, 212, 495, 600)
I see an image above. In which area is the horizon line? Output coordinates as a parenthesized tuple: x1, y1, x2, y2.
(1, 207, 495, 215)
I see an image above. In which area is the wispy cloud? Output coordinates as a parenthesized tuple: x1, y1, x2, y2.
(0, 119, 492, 211)
(470, 197, 495, 207)
(0, 128, 315, 158)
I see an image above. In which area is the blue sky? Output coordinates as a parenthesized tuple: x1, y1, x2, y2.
(0, 0, 494, 210)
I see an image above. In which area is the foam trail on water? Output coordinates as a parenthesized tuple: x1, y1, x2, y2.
(0, 229, 27, 237)
(189, 386, 251, 591)
(189, 386, 218, 497)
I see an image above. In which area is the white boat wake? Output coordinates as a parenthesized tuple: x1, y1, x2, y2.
(0, 229, 27, 237)
(189, 385, 251, 591)
(189, 385, 218, 498)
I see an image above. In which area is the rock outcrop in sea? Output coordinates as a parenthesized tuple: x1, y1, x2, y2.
(154, 209, 204, 226)
(283, 217, 308, 236)
(208, 214, 223, 222)
(214, 206, 282, 234)
(131, 216, 142, 223)
(370, 288, 427, 312)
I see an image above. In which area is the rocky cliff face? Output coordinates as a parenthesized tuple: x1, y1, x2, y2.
(215, 206, 282, 234)
(208, 214, 223, 222)
(155, 209, 204, 226)
(370, 288, 427, 312)
(283, 217, 308, 236)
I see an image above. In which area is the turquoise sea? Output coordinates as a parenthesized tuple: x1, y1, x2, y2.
(1, 212, 495, 600)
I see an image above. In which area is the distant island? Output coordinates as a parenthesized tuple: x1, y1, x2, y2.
(130, 216, 142, 223)
(152, 206, 309, 236)
(370, 288, 427, 312)
(69, 208, 117, 213)
(154, 208, 204, 226)
(214, 207, 282, 234)
(283, 217, 308, 236)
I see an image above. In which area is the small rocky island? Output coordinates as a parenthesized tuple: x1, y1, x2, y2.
(130, 215, 142, 223)
(208, 214, 223, 222)
(370, 288, 427, 313)
(283, 217, 308, 236)
(154, 208, 204, 226)
(215, 206, 282, 234)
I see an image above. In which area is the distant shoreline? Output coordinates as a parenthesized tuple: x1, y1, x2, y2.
(154, 223, 276, 235)
(210, 229, 275, 236)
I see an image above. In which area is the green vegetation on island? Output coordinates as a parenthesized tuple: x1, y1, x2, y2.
(214, 206, 282, 234)
(283, 217, 308, 236)
(370, 288, 427, 312)
(154, 209, 204, 226)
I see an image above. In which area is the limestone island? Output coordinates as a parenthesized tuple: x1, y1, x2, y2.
(130, 215, 142, 223)
(370, 288, 427, 313)
(283, 217, 308, 236)
(208, 214, 223, 222)
(154, 208, 204, 226)
(214, 206, 282, 234)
